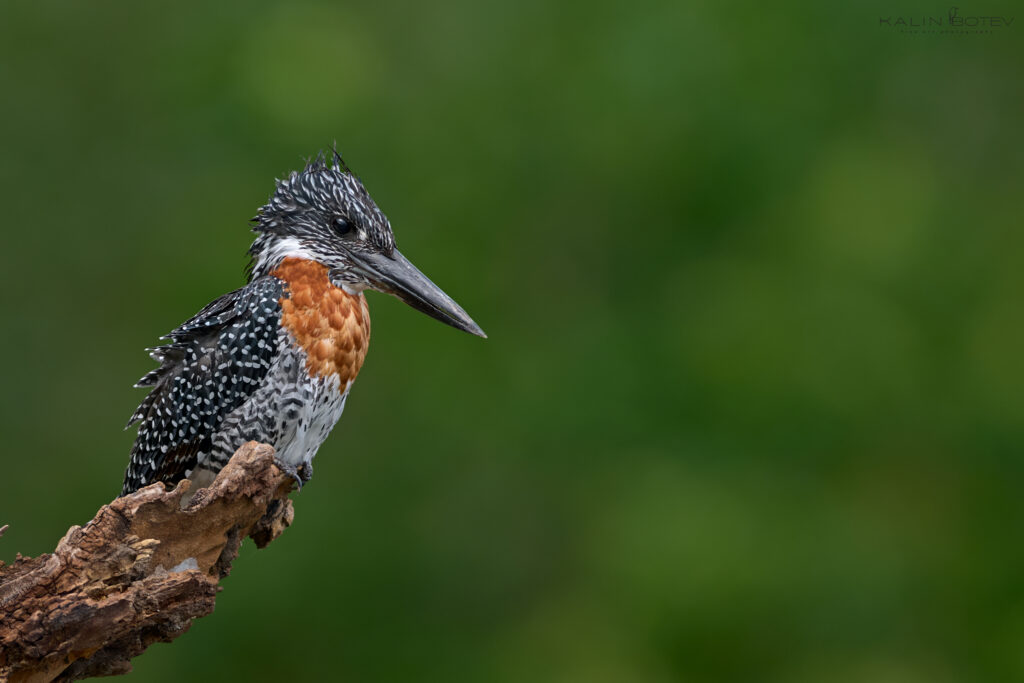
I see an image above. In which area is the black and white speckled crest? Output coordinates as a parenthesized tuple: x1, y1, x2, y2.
(247, 150, 396, 287)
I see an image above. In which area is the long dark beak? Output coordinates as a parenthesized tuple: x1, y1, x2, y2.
(349, 248, 486, 338)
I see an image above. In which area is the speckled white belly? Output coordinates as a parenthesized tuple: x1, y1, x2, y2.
(274, 373, 352, 468)
(188, 333, 353, 489)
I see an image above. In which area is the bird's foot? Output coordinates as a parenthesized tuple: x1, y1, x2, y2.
(298, 461, 313, 484)
(274, 457, 304, 491)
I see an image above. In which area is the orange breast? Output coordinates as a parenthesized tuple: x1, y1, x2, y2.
(272, 257, 371, 384)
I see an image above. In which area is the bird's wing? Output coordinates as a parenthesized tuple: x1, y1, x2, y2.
(121, 276, 285, 495)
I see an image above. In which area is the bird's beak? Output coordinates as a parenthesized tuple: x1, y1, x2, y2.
(350, 248, 486, 338)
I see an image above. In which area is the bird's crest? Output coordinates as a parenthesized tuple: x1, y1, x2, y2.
(245, 146, 396, 280)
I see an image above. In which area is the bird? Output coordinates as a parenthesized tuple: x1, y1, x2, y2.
(120, 149, 485, 497)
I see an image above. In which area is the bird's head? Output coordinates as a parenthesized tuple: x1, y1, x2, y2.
(248, 150, 485, 338)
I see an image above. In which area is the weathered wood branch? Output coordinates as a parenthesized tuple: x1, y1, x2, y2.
(0, 442, 295, 682)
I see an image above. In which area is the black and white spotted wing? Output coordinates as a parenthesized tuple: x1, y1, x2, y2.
(121, 276, 285, 495)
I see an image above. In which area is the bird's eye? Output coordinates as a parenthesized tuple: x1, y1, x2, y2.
(333, 217, 353, 236)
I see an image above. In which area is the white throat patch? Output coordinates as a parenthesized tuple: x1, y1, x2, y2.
(256, 237, 316, 274)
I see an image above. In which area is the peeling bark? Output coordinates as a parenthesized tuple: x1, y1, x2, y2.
(0, 442, 295, 682)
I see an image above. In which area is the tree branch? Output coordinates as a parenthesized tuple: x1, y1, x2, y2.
(0, 442, 295, 682)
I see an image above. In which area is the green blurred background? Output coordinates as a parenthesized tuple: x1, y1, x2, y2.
(1, 0, 1022, 681)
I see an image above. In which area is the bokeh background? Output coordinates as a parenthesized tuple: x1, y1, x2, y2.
(2, 1, 1023, 681)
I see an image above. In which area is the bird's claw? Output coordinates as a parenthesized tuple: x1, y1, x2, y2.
(273, 458, 313, 490)
(274, 457, 303, 490)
